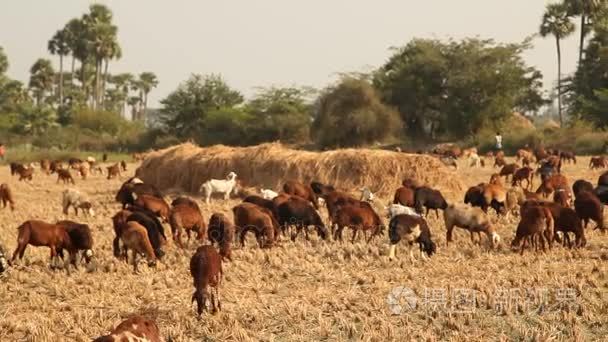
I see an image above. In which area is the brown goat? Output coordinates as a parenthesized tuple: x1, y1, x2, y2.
(494, 155, 506, 168)
(333, 202, 384, 243)
(121, 221, 157, 272)
(511, 167, 534, 190)
(574, 191, 604, 230)
(233, 203, 276, 248)
(499, 163, 519, 182)
(0, 183, 15, 211)
(111, 210, 132, 258)
(107, 164, 121, 179)
(169, 204, 206, 248)
(92, 316, 162, 342)
(40, 159, 51, 174)
(11, 220, 75, 269)
(133, 194, 170, 222)
(56, 169, 75, 184)
(190, 245, 222, 316)
(536, 174, 569, 198)
(553, 189, 572, 207)
(393, 186, 415, 207)
(283, 180, 318, 209)
(78, 163, 89, 180)
(512, 205, 554, 255)
(208, 213, 235, 261)
(18, 166, 34, 182)
(523, 200, 586, 248)
(120, 160, 127, 172)
(590, 156, 607, 170)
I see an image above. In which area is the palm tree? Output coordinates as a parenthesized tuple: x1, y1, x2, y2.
(137, 72, 158, 122)
(48, 29, 71, 106)
(564, 0, 605, 65)
(101, 36, 121, 107)
(110, 73, 133, 116)
(29, 59, 55, 106)
(63, 19, 82, 92)
(0, 46, 7, 75)
(540, 3, 576, 126)
(84, 4, 116, 109)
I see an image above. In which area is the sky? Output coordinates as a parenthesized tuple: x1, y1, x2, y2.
(0, 0, 579, 108)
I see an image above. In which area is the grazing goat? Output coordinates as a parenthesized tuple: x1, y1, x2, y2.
(414, 186, 448, 218)
(0, 183, 15, 211)
(464, 183, 504, 216)
(536, 174, 569, 198)
(107, 164, 121, 179)
(283, 180, 319, 209)
(190, 245, 222, 316)
(92, 316, 162, 342)
(468, 152, 482, 167)
(522, 200, 586, 248)
(388, 214, 436, 261)
(115, 181, 163, 209)
(590, 156, 607, 170)
(243, 195, 280, 223)
(560, 151, 576, 164)
(208, 213, 235, 261)
(120, 160, 127, 172)
(111, 210, 132, 258)
(126, 210, 167, 259)
(386, 203, 419, 219)
(511, 205, 554, 255)
(11, 220, 75, 269)
(10, 162, 25, 176)
(574, 191, 604, 230)
(511, 167, 534, 190)
(18, 166, 34, 182)
(171, 196, 200, 210)
(133, 193, 170, 222)
(233, 203, 276, 248)
(333, 202, 383, 243)
(277, 196, 328, 241)
(393, 186, 415, 207)
(62, 189, 95, 217)
(55, 220, 94, 267)
(169, 204, 206, 248)
(444, 203, 500, 248)
(200, 172, 238, 204)
(57, 169, 75, 184)
(499, 163, 519, 182)
(49, 160, 63, 174)
(121, 221, 157, 272)
(494, 155, 506, 168)
(260, 189, 279, 200)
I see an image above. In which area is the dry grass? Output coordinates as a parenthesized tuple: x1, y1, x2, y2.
(135, 142, 464, 198)
(0, 156, 608, 341)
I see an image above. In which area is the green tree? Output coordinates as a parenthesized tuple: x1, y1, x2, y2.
(245, 86, 315, 143)
(564, 0, 606, 64)
(108, 73, 133, 116)
(160, 74, 243, 142)
(48, 29, 71, 106)
(312, 77, 402, 148)
(540, 3, 576, 126)
(14, 103, 58, 135)
(374, 38, 545, 140)
(0, 46, 7, 76)
(29, 58, 55, 105)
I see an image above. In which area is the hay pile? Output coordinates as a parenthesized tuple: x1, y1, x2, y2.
(135, 143, 464, 199)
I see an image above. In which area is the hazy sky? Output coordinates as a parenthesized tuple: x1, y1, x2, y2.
(0, 1, 578, 108)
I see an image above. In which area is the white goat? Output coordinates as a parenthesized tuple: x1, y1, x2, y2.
(62, 188, 95, 217)
(201, 172, 238, 204)
(360, 187, 375, 202)
(386, 203, 420, 219)
(260, 188, 279, 200)
(468, 153, 482, 167)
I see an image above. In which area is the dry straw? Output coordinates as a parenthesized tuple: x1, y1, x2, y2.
(135, 143, 463, 198)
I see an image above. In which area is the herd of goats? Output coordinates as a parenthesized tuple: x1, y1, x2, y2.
(0, 146, 607, 340)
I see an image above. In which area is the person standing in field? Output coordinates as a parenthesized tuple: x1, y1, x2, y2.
(0, 143, 5, 160)
(495, 132, 502, 151)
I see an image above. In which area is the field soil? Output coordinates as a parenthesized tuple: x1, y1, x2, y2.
(1, 157, 608, 341)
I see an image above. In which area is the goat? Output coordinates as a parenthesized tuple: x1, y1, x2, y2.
(190, 245, 222, 317)
(208, 213, 235, 261)
(260, 189, 279, 200)
(57, 169, 75, 184)
(11, 220, 75, 269)
(92, 316, 162, 342)
(200, 172, 238, 204)
(62, 189, 95, 217)
(121, 221, 157, 273)
(0, 183, 15, 211)
(169, 204, 206, 248)
(511, 205, 554, 255)
(388, 214, 436, 261)
(386, 203, 420, 219)
(444, 203, 500, 248)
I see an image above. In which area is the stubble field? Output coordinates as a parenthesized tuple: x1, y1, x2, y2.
(1, 157, 608, 341)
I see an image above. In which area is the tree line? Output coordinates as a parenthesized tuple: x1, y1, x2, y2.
(2, 2, 608, 151)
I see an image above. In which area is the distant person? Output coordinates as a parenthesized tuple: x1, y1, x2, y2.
(495, 132, 502, 151)
(0, 143, 5, 160)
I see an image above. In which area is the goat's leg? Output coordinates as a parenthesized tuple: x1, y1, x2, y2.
(240, 229, 248, 247)
(132, 251, 138, 273)
(216, 286, 222, 311)
(11, 242, 27, 263)
(351, 228, 358, 244)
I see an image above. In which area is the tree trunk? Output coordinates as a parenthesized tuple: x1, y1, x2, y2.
(579, 14, 586, 65)
(557, 36, 563, 127)
(80, 59, 86, 93)
(143, 92, 148, 123)
(102, 59, 109, 109)
(70, 56, 75, 91)
(58, 55, 64, 106)
(94, 58, 100, 110)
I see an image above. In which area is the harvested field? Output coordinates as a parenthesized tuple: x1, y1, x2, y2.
(0, 156, 608, 341)
(135, 143, 464, 199)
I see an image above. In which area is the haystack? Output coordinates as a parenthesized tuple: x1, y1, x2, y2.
(508, 112, 535, 131)
(135, 143, 464, 199)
